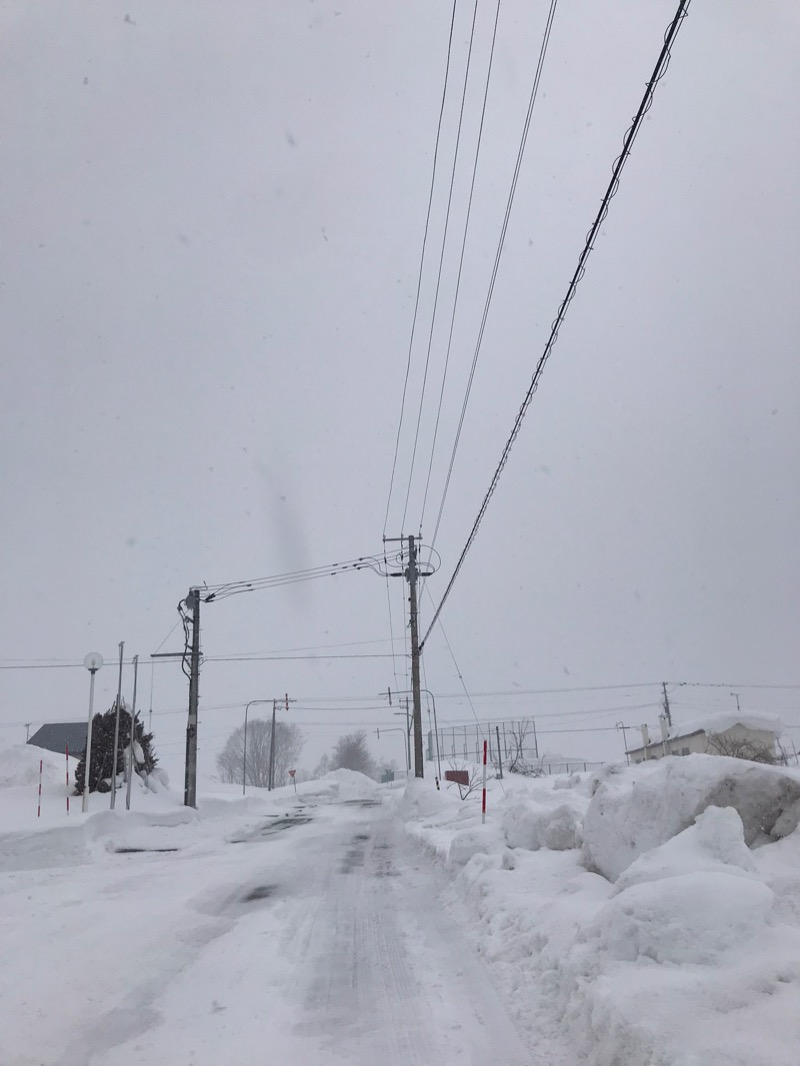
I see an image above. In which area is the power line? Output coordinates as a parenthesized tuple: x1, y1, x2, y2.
(425, 0, 559, 550)
(401, 0, 481, 531)
(419, 0, 503, 533)
(200, 554, 385, 602)
(421, 0, 692, 649)
(202, 653, 401, 664)
(383, 0, 459, 537)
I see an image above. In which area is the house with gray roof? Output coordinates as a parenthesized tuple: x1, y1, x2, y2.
(28, 722, 87, 756)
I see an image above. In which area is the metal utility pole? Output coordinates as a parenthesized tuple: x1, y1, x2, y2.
(185, 588, 201, 808)
(125, 655, 139, 811)
(268, 699, 277, 790)
(110, 642, 125, 810)
(661, 682, 672, 728)
(268, 692, 295, 790)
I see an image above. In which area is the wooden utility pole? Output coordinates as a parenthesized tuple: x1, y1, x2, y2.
(661, 682, 672, 728)
(185, 589, 200, 808)
(385, 535, 434, 779)
(407, 535, 424, 778)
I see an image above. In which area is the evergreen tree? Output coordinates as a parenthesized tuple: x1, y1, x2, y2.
(74, 701, 157, 794)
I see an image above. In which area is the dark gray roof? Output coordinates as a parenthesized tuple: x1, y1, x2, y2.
(28, 722, 88, 755)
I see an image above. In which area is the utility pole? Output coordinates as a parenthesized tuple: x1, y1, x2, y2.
(661, 682, 672, 728)
(125, 654, 139, 811)
(25, 723, 31, 743)
(185, 588, 200, 808)
(385, 535, 435, 779)
(268, 692, 295, 790)
(110, 641, 124, 810)
(268, 699, 277, 790)
(407, 534, 423, 778)
(616, 721, 631, 764)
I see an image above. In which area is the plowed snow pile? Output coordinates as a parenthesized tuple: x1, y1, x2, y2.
(398, 754, 800, 1066)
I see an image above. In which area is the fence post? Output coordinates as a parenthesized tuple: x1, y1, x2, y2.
(481, 741, 487, 824)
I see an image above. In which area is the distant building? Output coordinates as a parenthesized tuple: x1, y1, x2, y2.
(28, 722, 87, 756)
(626, 713, 783, 765)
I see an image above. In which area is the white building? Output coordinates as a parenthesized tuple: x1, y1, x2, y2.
(626, 712, 783, 765)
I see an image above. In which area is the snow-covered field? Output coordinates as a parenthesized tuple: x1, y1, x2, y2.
(3, 744, 800, 1064)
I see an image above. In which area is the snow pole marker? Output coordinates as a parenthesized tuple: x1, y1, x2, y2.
(37, 759, 43, 818)
(481, 740, 487, 824)
(66, 743, 70, 815)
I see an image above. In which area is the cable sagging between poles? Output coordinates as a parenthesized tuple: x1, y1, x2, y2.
(421, 0, 692, 650)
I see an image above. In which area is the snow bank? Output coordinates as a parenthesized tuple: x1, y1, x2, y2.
(583, 754, 800, 881)
(298, 768, 381, 803)
(502, 798, 583, 851)
(0, 744, 64, 788)
(398, 758, 800, 1066)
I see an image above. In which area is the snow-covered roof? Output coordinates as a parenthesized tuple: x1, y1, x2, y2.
(27, 722, 87, 755)
(668, 712, 783, 740)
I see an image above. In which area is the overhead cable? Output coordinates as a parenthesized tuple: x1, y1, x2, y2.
(419, 0, 503, 532)
(424, 0, 558, 546)
(400, 0, 481, 532)
(382, 0, 459, 537)
(421, 0, 692, 649)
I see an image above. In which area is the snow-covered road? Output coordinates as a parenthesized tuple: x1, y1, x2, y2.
(4, 791, 535, 1066)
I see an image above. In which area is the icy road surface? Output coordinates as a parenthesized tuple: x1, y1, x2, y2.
(3, 796, 535, 1065)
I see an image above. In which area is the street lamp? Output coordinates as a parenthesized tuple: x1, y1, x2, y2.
(243, 700, 270, 795)
(384, 687, 441, 781)
(376, 727, 410, 773)
(394, 703, 413, 771)
(81, 652, 103, 813)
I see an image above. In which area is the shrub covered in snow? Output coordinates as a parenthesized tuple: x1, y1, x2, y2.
(73, 702, 157, 795)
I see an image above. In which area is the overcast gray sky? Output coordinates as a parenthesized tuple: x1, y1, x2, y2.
(2, 0, 799, 779)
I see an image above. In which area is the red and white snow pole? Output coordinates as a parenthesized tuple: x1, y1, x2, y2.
(481, 739, 487, 824)
(37, 759, 43, 818)
(66, 743, 70, 815)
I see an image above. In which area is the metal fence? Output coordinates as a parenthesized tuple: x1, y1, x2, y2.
(427, 718, 603, 777)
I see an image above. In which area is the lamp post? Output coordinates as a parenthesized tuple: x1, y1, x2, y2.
(385, 687, 441, 781)
(375, 727, 409, 773)
(81, 652, 103, 813)
(392, 704, 412, 773)
(243, 700, 269, 795)
(421, 688, 442, 783)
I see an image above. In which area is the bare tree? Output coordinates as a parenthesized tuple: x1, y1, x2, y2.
(444, 759, 482, 799)
(217, 719, 304, 788)
(507, 719, 544, 776)
(330, 731, 376, 776)
(706, 733, 778, 765)
(312, 752, 331, 779)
